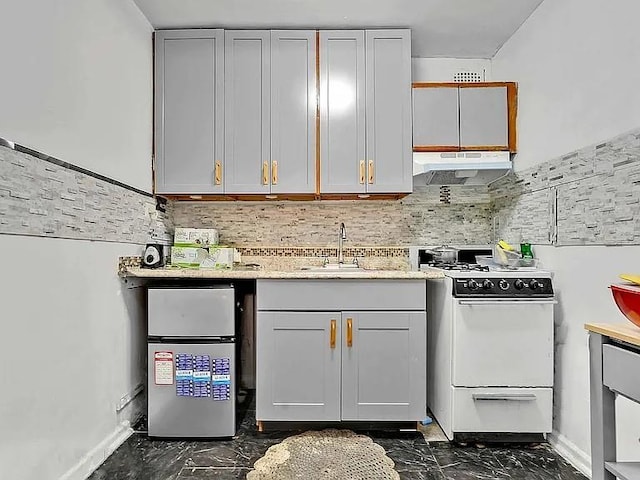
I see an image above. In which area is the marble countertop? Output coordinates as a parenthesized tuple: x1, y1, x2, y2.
(122, 266, 443, 280)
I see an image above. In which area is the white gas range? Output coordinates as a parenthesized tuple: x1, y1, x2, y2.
(413, 246, 556, 442)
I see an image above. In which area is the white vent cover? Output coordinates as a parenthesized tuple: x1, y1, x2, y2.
(453, 71, 484, 82)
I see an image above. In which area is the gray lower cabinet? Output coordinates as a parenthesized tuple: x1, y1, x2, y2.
(341, 311, 426, 421)
(256, 311, 341, 421)
(256, 280, 427, 423)
(154, 30, 224, 194)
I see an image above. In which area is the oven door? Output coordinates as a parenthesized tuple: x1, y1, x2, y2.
(452, 298, 555, 387)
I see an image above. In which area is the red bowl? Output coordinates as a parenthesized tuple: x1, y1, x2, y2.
(610, 284, 640, 328)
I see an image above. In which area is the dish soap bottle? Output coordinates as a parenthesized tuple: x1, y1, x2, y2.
(520, 242, 534, 266)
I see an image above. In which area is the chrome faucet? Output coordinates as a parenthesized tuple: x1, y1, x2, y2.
(338, 222, 347, 264)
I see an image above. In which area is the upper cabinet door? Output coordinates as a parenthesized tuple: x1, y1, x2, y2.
(320, 31, 366, 194)
(270, 31, 317, 194)
(224, 31, 271, 194)
(365, 30, 412, 194)
(412, 86, 460, 150)
(459, 86, 508, 149)
(154, 30, 224, 194)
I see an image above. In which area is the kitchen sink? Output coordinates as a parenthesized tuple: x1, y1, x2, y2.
(299, 265, 380, 275)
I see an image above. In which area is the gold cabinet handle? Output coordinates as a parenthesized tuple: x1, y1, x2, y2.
(262, 161, 269, 185)
(346, 317, 353, 347)
(330, 319, 336, 349)
(368, 160, 374, 184)
(272, 160, 278, 185)
(359, 160, 365, 184)
(214, 161, 222, 185)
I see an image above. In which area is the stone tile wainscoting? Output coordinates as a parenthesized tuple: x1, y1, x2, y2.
(0, 144, 172, 246)
(172, 185, 492, 247)
(491, 127, 640, 246)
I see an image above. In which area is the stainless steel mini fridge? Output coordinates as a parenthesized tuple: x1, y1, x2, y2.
(147, 286, 235, 437)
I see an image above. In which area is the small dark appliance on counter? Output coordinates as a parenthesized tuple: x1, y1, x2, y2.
(142, 244, 164, 269)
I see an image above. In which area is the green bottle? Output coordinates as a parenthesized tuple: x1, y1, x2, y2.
(520, 243, 532, 258)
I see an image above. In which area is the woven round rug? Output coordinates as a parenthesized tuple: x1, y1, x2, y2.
(247, 429, 400, 480)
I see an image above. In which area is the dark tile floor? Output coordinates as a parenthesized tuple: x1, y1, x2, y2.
(90, 393, 587, 480)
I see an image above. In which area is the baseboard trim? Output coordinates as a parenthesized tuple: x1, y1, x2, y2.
(58, 422, 134, 480)
(548, 430, 591, 478)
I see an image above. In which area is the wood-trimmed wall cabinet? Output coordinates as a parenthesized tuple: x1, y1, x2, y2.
(412, 82, 518, 153)
(154, 28, 412, 199)
(154, 29, 225, 194)
(320, 30, 412, 195)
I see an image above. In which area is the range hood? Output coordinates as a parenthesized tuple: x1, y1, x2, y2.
(413, 151, 512, 186)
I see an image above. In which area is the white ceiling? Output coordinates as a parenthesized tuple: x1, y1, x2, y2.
(132, 0, 544, 58)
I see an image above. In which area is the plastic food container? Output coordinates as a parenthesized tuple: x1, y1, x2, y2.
(610, 284, 640, 328)
(492, 244, 522, 268)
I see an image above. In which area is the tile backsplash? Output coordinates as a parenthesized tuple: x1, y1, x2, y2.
(0, 144, 172, 245)
(491, 127, 640, 246)
(172, 185, 492, 247)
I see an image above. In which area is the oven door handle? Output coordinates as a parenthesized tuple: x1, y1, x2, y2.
(458, 300, 557, 306)
(472, 393, 537, 402)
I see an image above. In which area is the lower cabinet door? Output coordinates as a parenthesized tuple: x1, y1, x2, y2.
(256, 311, 341, 421)
(341, 311, 426, 421)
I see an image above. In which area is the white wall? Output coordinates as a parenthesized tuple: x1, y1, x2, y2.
(0, 236, 146, 480)
(0, 1, 153, 479)
(412, 58, 492, 82)
(492, 0, 640, 173)
(0, 0, 153, 192)
(492, 0, 640, 472)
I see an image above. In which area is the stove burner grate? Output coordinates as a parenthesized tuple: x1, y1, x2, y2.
(424, 262, 490, 272)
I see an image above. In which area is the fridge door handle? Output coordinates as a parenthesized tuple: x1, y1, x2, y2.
(148, 336, 235, 343)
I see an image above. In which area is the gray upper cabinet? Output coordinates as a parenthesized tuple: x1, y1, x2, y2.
(224, 31, 271, 194)
(270, 31, 317, 194)
(412, 86, 459, 149)
(365, 30, 412, 194)
(341, 311, 426, 421)
(155, 28, 414, 197)
(459, 86, 508, 149)
(154, 30, 224, 194)
(413, 83, 516, 152)
(320, 29, 412, 194)
(256, 311, 341, 421)
(320, 31, 366, 194)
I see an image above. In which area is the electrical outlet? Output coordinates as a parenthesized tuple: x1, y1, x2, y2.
(144, 203, 159, 220)
(116, 384, 144, 413)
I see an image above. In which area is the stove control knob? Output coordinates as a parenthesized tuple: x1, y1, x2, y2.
(499, 279, 510, 290)
(482, 280, 494, 290)
(467, 280, 479, 290)
(514, 279, 525, 290)
(529, 279, 540, 290)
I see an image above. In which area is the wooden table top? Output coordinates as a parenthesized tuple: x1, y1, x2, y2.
(585, 323, 640, 348)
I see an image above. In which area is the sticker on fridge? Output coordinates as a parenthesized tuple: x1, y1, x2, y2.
(212, 357, 231, 401)
(154, 351, 174, 386)
(175, 353, 213, 398)
(175, 353, 194, 397)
